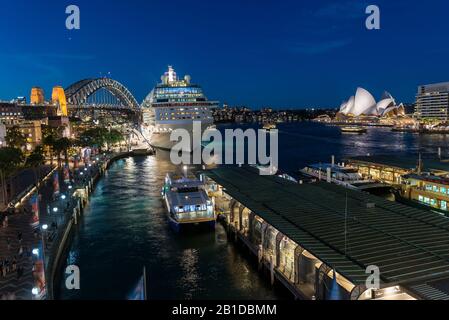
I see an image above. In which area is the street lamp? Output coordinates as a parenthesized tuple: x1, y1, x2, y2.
(61, 194, 66, 200)
(52, 207, 58, 213)
(34, 224, 48, 300)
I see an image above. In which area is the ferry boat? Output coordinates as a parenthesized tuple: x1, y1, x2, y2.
(300, 163, 391, 194)
(340, 126, 367, 134)
(391, 126, 419, 133)
(262, 123, 277, 131)
(161, 173, 215, 232)
(395, 173, 449, 216)
(141, 66, 218, 151)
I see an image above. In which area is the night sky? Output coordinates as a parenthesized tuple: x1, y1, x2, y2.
(1, 0, 448, 108)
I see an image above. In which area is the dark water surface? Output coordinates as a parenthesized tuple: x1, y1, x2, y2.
(58, 122, 449, 299)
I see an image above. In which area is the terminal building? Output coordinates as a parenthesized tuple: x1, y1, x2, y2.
(203, 166, 449, 300)
(415, 82, 449, 121)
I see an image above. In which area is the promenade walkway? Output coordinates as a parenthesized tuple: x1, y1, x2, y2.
(0, 154, 110, 300)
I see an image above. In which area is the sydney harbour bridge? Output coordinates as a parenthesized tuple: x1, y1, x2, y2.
(65, 77, 141, 121)
(64, 77, 152, 148)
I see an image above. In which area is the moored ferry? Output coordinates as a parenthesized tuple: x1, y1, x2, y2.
(395, 173, 449, 216)
(161, 172, 215, 232)
(300, 163, 391, 194)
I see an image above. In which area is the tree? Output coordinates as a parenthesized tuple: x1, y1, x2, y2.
(5, 126, 26, 150)
(25, 146, 45, 188)
(54, 138, 73, 166)
(104, 129, 124, 151)
(0, 147, 24, 207)
(79, 127, 108, 151)
(42, 125, 60, 165)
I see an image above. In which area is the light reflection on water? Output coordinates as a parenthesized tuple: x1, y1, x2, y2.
(57, 122, 449, 300)
(58, 152, 282, 300)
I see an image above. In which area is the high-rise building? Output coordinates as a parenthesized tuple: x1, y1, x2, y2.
(415, 82, 449, 121)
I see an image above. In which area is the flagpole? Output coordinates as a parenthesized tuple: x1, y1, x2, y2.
(143, 266, 147, 300)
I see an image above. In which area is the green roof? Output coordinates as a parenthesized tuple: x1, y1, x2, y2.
(205, 166, 449, 288)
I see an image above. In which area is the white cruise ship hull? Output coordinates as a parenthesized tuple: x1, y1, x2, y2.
(147, 121, 213, 152)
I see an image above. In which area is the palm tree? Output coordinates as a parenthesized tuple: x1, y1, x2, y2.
(25, 146, 45, 188)
(42, 126, 57, 165)
(0, 147, 24, 208)
(59, 138, 72, 166)
(53, 138, 73, 167)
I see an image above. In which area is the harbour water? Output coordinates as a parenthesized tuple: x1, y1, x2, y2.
(57, 122, 449, 300)
(57, 153, 284, 300)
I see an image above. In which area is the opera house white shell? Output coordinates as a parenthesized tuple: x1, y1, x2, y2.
(338, 88, 404, 118)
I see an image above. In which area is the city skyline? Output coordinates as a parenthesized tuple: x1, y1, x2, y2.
(3, 0, 449, 304)
(1, 0, 449, 108)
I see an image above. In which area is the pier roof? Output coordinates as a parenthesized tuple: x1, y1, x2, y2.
(205, 166, 449, 290)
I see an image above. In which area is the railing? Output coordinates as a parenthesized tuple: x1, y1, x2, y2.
(176, 210, 214, 222)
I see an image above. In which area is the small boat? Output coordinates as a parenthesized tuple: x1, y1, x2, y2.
(340, 126, 367, 134)
(202, 124, 218, 142)
(391, 126, 419, 133)
(262, 123, 277, 131)
(161, 173, 215, 232)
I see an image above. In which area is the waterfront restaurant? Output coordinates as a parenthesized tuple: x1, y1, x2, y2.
(203, 166, 449, 300)
(346, 155, 449, 185)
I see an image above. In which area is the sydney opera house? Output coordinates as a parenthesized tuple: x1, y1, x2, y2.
(338, 88, 405, 118)
(315, 87, 414, 125)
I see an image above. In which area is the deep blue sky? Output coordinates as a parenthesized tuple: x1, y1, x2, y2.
(1, 0, 448, 108)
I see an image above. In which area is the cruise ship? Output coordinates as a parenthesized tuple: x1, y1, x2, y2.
(141, 66, 218, 151)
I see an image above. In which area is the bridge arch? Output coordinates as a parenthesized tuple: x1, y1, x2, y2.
(65, 78, 140, 112)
